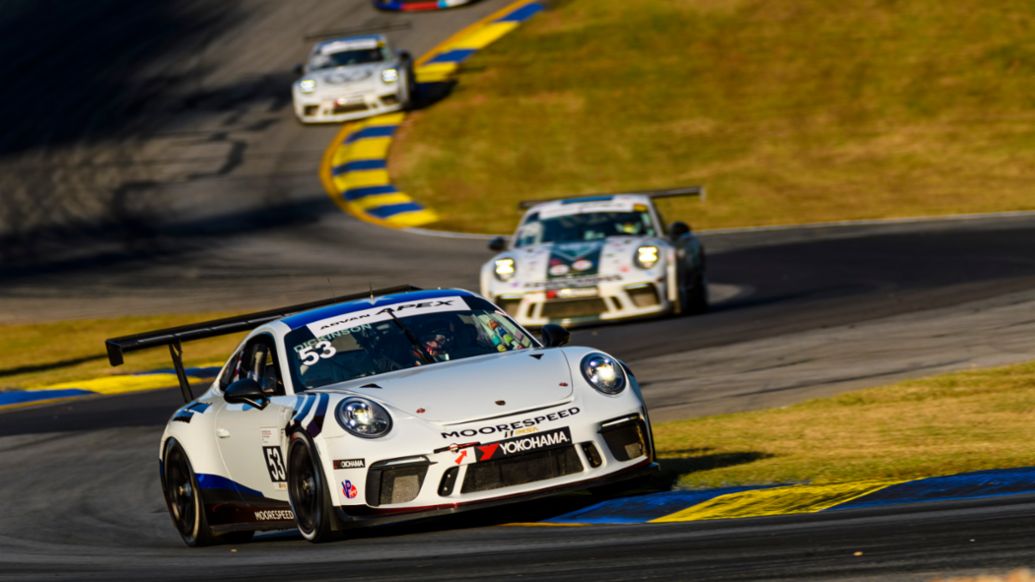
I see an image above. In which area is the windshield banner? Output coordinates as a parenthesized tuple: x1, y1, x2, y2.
(306, 296, 468, 337)
(538, 199, 636, 219)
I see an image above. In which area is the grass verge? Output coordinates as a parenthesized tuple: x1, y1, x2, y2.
(653, 360, 1035, 488)
(0, 314, 243, 390)
(393, 0, 1035, 233)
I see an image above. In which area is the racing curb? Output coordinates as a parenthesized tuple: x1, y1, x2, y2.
(508, 466, 1035, 526)
(318, 0, 544, 229)
(0, 365, 221, 411)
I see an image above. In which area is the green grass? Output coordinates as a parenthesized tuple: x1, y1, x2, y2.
(652, 360, 1035, 488)
(393, 0, 1035, 233)
(0, 314, 244, 390)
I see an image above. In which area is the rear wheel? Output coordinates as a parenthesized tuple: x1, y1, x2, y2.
(287, 434, 339, 543)
(162, 439, 217, 547)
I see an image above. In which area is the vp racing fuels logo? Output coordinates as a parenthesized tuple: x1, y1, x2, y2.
(475, 428, 572, 462)
(440, 407, 579, 439)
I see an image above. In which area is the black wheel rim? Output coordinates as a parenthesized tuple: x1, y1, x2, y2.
(165, 447, 197, 537)
(289, 441, 320, 534)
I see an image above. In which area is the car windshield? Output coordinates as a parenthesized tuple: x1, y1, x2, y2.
(515, 211, 656, 247)
(284, 295, 536, 390)
(310, 47, 388, 70)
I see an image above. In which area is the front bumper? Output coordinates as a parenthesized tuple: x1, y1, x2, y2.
(327, 411, 654, 527)
(490, 278, 674, 327)
(293, 90, 404, 123)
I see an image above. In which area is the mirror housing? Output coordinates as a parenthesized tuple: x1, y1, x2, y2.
(293, 63, 305, 76)
(488, 236, 507, 252)
(399, 50, 413, 62)
(540, 324, 570, 348)
(669, 221, 691, 240)
(223, 378, 269, 410)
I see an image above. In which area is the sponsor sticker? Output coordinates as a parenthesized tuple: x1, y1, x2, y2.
(342, 480, 358, 499)
(476, 427, 572, 462)
(555, 287, 599, 299)
(525, 276, 621, 290)
(260, 427, 279, 445)
(571, 259, 594, 272)
(548, 263, 570, 277)
(538, 199, 636, 219)
(334, 458, 366, 470)
(319, 39, 379, 54)
(453, 449, 473, 465)
(440, 407, 580, 439)
(254, 509, 294, 521)
(306, 297, 468, 336)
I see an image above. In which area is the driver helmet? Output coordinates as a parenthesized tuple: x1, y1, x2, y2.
(617, 220, 640, 235)
(412, 315, 458, 362)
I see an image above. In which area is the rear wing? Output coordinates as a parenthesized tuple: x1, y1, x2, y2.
(104, 284, 421, 403)
(517, 186, 705, 210)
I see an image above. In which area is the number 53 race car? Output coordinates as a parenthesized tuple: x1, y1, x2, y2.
(480, 187, 709, 327)
(106, 286, 655, 546)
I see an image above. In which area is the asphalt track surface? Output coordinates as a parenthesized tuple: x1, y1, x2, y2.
(3, 1, 1035, 579)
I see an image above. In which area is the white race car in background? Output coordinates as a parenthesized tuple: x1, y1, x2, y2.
(292, 34, 414, 124)
(107, 286, 655, 546)
(480, 188, 709, 327)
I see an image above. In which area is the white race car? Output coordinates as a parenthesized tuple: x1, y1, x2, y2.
(480, 188, 709, 327)
(292, 34, 414, 124)
(106, 286, 654, 546)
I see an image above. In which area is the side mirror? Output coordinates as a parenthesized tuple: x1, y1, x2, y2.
(224, 378, 269, 410)
(669, 221, 691, 240)
(293, 63, 305, 76)
(399, 50, 412, 62)
(540, 324, 570, 348)
(488, 236, 507, 252)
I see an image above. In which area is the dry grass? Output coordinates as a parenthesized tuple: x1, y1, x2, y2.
(393, 0, 1035, 233)
(0, 314, 244, 390)
(652, 361, 1035, 488)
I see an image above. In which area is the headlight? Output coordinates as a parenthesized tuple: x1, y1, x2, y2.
(298, 78, 317, 94)
(381, 68, 399, 84)
(634, 245, 660, 269)
(580, 353, 627, 395)
(335, 397, 392, 438)
(494, 258, 516, 281)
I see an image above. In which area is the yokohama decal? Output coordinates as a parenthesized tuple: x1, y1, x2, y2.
(475, 427, 572, 462)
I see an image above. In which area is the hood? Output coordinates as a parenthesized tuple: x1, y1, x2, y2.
(305, 63, 392, 94)
(319, 349, 574, 424)
(503, 236, 665, 284)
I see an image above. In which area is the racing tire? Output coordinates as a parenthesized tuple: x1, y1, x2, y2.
(287, 433, 340, 543)
(402, 67, 417, 111)
(161, 439, 218, 547)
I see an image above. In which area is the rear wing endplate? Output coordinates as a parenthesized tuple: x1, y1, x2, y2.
(517, 186, 705, 209)
(104, 284, 420, 403)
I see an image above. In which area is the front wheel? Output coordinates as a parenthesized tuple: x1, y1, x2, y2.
(162, 439, 217, 547)
(287, 434, 339, 543)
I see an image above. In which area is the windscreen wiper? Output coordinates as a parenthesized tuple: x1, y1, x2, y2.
(384, 309, 435, 365)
